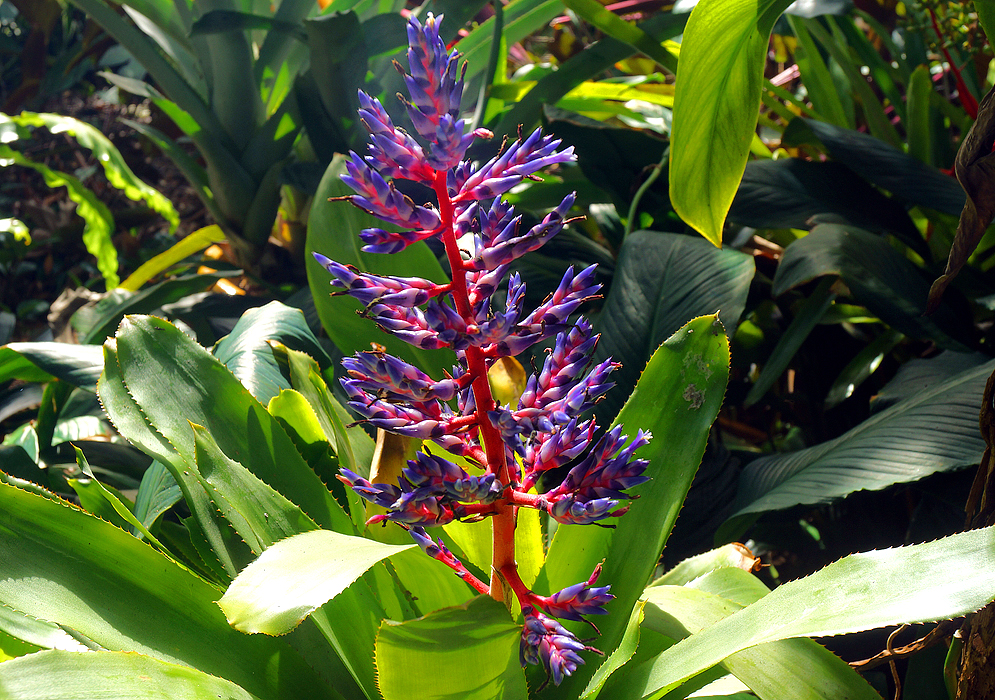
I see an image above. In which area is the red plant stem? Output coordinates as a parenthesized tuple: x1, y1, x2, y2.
(928, 8, 978, 119)
(499, 562, 537, 609)
(432, 171, 517, 602)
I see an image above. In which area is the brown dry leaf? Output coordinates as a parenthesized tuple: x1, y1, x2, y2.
(927, 85, 995, 314)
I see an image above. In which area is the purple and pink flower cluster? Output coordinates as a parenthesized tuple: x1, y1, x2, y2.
(314, 13, 651, 686)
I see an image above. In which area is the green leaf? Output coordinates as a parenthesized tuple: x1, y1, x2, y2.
(634, 569, 881, 700)
(219, 529, 412, 635)
(120, 224, 226, 291)
(190, 9, 307, 40)
(906, 65, 935, 167)
(0, 146, 119, 287)
(106, 315, 354, 536)
(650, 544, 759, 588)
(773, 224, 970, 351)
(561, 0, 676, 74)
(580, 601, 646, 700)
(10, 112, 179, 233)
(77, 271, 240, 344)
(131, 460, 181, 536)
(375, 595, 527, 700)
(0, 649, 262, 699)
(214, 301, 332, 405)
(1, 342, 103, 390)
(306, 154, 454, 378)
(722, 355, 994, 541)
(744, 276, 837, 407)
(631, 526, 995, 698)
(670, 0, 794, 245)
(542, 315, 730, 696)
(0, 481, 339, 700)
(0, 604, 88, 654)
(594, 231, 753, 421)
(823, 328, 903, 409)
(782, 118, 966, 217)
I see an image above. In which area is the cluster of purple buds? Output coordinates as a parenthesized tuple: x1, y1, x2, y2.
(315, 13, 651, 686)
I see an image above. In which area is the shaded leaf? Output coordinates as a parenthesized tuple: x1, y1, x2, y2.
(721, 356, 994, 540)
(773, 224, 970, 351)
(595, 231, 752, 421)
(219, 529, 412, 635)
(0, 343, 103, 391)
(190, 9, 307, 40)
(120, 225, 226, 292)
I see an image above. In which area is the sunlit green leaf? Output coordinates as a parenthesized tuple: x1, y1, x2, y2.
(219, 529, 412, 635)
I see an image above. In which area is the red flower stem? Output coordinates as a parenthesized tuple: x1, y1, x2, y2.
(499, 562, 538, 609)
(928, 8, 978, 119)
(433, 171, 517, 602)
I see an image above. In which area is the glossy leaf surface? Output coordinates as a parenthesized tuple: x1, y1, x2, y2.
(219, 529, 412, 635)
(375, 596, 526, 700)
(670, 0, 795, 244)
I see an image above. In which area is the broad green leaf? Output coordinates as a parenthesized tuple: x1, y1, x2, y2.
(107, 315, 353, 536)
(214, 301, 332, 405)
(670, 0, 795, 245)
(723, 355, 994, 540)
(0, 146, 119, 287)
(729, 158, 925, 249)
(1, 342, 103, 390)
(542, 315, 730, 697)
(594, 231, 752, 421)
(782, 118, 966, 217)
(219, 529, 412, 634)
(905, 65, 935, 167)
(0, 650, 262, 700)
(650, 544, 759, 588)
(306, 155, 454, 378)
(632, 526, 995, 698)
(375, 595, 527, 700)
(120, 225, 226, 291)
(773, 224, 970, 351)
(634, 569, 881, 700)
(0, 603, 89, 653)
(870, 350, 991, 413)
(458, 0, 560, 82)
(786, 15, 852, 129)
(0, 481, 339, 700)
(189, 9, 307, 40)
(8, 112, 179, 233)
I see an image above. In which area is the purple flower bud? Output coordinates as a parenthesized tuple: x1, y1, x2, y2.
(469, 193, 576, 271)
(402, 451, 502, 503)
(533, 563, 614, 623)
(312, 254, 444, 307)
(357, 91, 436, 184)
(546, 494, 624, 525)
(456, 129, 576, 202)
(341, 380, 452, 439)
(372, 491, 463, 526)
(520, 606, 600, 686)
(342, 352, 463, 402)
(342, 153, 442, 231)
(338, 468, 401, 508)
(549, 426, 651, 502)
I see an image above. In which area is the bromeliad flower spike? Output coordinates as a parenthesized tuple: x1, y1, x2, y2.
(313, 13, 651, 687)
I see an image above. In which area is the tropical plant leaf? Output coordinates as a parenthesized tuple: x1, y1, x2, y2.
(0, 649, 265, 700)
(219, 529, 412, 635)
(561, 0, 677, 73)
(782, 118, 966, 217)
(869, 351, 991, 413)
(594, 231, 753, 421)
(580, 602, 646, 700)
(627, 526, 995, 698)
(670, 0, 795, 245)
(773, 224, 970, 351)
(190, 9, 307, 40)
(131, 460, 181, 536)
(650, 544, 759, 588)
(0, 481, 339, 700)
(213, 301, 332, 405)
(8, 112, 179, 233)
(375, 595, 527, 700)
(306, 154, 454, 378)
(542, 314, 730, 697)
(721, 356, 994, 540)
(120, 225, 227, 291)
(624, 569, 882, 700)
(0, 342, 103, 391)
(0, 146, 119, 287)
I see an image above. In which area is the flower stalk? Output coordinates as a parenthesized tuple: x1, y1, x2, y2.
(315, 13, 651, 685)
